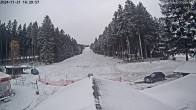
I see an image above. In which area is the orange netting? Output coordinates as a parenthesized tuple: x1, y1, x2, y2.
(38, 78, 81, 86)
(108, 77, 126, 82)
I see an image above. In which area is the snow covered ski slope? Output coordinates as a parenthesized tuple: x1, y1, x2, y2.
(36, 47, 183, 82)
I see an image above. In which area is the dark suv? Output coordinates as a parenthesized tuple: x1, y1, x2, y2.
(144, 72, 165, 83)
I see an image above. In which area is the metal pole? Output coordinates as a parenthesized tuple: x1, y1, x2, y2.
(66, 74, 67, 84)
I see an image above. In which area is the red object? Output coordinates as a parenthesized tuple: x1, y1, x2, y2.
(0, 77, 9, 82)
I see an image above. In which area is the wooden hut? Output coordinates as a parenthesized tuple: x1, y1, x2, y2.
(5, 65, 29, 78)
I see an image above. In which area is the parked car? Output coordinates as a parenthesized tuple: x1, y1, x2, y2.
(31, 68, 39, 75)
(144, 72, 165, 83)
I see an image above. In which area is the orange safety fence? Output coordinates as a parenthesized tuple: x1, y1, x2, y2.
(108, 77, 126, 82)
(38, 78, 81, 86)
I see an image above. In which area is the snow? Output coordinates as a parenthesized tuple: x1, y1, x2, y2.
(33, 47, 183, 83)
(174, 61, 196, 74)
(0, 84, 39, 110)
(116, 60, 181, 82)
(35, 78, 96, 110)
(96, 78, 174, 110)
(174, 54, 196, 61)
(143, 74, 196, 110)
(0, 75, 60, 110)
(5, 65, 29, 69)
(1, 47, 194, 110)
(0, 72, 10, 79)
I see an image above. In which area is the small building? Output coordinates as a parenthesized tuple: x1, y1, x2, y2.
(0, 72, 12, 101)
(5, 65, 29, 78)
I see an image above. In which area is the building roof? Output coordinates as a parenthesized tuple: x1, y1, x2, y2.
(174, 61, 196, 74)
(5, 65, 29, 69)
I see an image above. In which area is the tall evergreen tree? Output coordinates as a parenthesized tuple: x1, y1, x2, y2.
(5, 20, 12, 63)
(135, 2, 152, 59)
(54, 28, 63, 62)
(26, 22, 32, 59)
(21, 24, 28, 60)
(38, 15, 55, 64)
(159, 0, 196, 61)
(17, 24, 22, 60)
(31, 21, 39, 60)
(12, 20, 18, 39)
(123, 0, 137, 59)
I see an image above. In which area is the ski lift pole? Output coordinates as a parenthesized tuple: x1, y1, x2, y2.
(35, 80, 39, 95)
(45, 74, 47, 84)
(66, 74, 67, 85)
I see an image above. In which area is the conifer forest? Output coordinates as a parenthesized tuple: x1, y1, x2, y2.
(90, 0, 196, 61)
(0, 15, 85, 65)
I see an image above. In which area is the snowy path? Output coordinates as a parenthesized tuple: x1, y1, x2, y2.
(36, 47, 122, 80)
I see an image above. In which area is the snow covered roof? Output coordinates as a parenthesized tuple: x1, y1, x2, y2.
(96, 78, 174, 110)
(36, 77, 174, 110)
(35, 78, 96, 110)
(5, 65, 29, 69)
(174, 61, 196, 74)
(143, 74, 196, 110)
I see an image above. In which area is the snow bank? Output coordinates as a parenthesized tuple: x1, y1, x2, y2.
(174, 61, 196, 74)
(143, 74, 196, 110)
(96, 78, 174, 110)
(35, 78, 96, 110)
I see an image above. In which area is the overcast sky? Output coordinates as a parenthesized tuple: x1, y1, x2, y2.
(0, 0, 162, 45)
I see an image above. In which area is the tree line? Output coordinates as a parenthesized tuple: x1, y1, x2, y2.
(0, 15, 84, 65)
(91, 0, 196, 61)
(91, 0, 162, 60)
